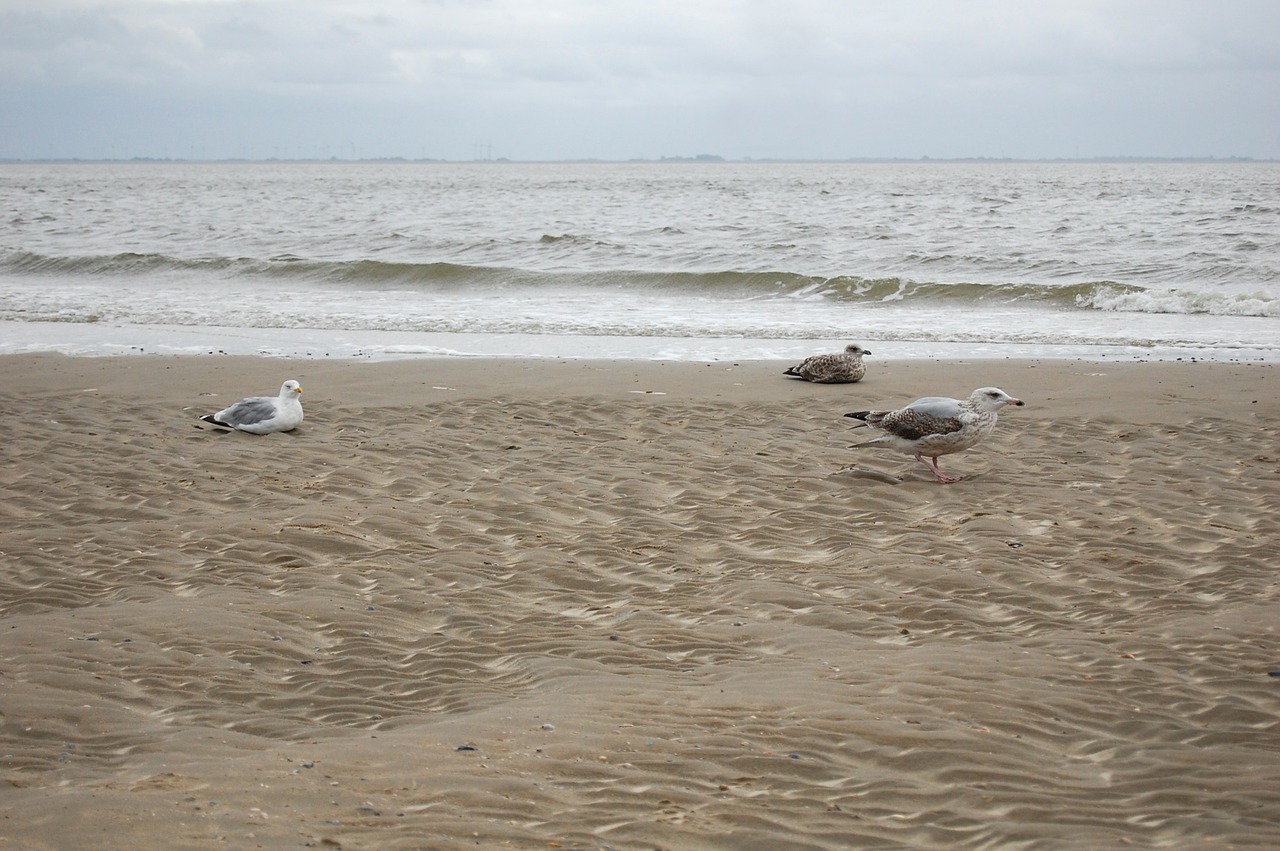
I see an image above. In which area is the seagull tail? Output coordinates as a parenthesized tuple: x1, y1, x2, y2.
(844, 411, 871, 425)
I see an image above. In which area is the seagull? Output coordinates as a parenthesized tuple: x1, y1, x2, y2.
(200, 379, 304, 434)
(844, 387, 1023, 483)
(784, 344, 871, 384)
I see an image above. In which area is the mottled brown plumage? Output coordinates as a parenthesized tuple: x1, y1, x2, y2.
(783, 344, 871, 383)
(845, 387, 1023, 483)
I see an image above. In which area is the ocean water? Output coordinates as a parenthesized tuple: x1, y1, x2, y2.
(2, 160, 1277, 361)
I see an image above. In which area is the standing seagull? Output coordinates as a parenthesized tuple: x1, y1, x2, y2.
(784, 344, 872, 384)
(844, 387, 1023, 483)
(200, 379, 304, 434)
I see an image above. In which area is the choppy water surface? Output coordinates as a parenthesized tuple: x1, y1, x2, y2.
(1, 160, 1277, 360)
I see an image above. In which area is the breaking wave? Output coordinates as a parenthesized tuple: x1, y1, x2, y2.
(3, 250, 1276, 317)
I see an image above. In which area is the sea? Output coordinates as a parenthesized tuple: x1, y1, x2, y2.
(2, 160, 1277, 362)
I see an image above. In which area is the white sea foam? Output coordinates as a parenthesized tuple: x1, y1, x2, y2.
(1081, 285, 1280, 317)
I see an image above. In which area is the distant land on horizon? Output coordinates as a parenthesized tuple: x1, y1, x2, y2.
(1, 154, 1273, 165)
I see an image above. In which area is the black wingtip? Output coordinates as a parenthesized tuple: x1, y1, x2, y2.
(844, 411, 871, 421)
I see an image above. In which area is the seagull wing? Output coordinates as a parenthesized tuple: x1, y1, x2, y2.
(215, 396, 280, 427)
(901, 396, 966, 418)
(879, 407, 964, 441)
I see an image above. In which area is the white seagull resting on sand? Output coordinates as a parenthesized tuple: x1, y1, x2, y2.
(844, 387, 1023, 483)
(784, 344, 871, 384)
(200, 380, 304, 434)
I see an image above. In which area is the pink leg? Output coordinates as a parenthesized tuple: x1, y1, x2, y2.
(915, 453, 960, 484)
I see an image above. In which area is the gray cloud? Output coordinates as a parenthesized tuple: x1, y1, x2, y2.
(2, 0, 1278, 160)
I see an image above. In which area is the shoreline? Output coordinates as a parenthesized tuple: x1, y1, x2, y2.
(2, 353, 1277, 849)
(3, 351, 1273, 419)
(3, 320, 1277, 365)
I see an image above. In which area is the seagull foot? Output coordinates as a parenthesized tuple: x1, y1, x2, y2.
(916, 454, 961, 484)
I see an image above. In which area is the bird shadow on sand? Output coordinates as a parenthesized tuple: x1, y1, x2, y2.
(832, 465, 903, 484)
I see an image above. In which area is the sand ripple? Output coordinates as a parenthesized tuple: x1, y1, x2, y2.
(1, 364, 1278, 849)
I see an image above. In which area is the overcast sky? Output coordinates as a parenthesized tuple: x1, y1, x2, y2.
(2, 0, 1278, 161)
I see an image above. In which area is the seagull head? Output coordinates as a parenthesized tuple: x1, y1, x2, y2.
(970, 387, 1023, 412)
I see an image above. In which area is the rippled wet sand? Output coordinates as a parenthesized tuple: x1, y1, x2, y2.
(1, 355, 1276, 849)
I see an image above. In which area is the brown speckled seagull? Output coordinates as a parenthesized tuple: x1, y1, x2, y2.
(844, 387, 1023, 483)
(783, 344, 871, 383)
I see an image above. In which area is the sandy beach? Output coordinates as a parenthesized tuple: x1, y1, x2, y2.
(1, 353, 1277, 850)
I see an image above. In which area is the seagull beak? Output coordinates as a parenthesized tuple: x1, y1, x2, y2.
(1010, 398, 1024, 406)
(295, 386, 303, 394)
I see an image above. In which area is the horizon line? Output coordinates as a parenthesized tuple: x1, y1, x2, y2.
(2, 154, 1274, 165)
